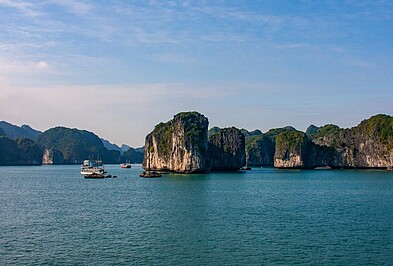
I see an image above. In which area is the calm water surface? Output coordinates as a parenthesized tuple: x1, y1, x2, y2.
(1, 165, 392, 265)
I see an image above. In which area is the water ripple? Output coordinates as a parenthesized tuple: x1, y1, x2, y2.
(0, 166, 392, 265)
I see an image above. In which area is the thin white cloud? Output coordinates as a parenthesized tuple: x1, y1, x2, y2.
(0, 56, 51, 74)
(110, 2, 290, 45)
(36, 61, 49, 70)
(275, 43, 310, 49)
(0, 0, 42, 16)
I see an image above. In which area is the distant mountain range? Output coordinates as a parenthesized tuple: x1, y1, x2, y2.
(0, 121, 144, 165)
(0, 121, 42, 140)
(101, 139, 137, 154)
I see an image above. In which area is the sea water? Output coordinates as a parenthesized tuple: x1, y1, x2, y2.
(1, 165, 392, 265)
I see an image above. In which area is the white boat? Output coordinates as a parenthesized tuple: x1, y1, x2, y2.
(81, 159, 106, 178)
(120, 160, 132, 168)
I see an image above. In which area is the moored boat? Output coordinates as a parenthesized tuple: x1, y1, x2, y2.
(81, 159, 106, 178)
(120, 160, 132, 168)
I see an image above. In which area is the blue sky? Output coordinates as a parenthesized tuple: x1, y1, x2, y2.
(0, 0, 392, 147)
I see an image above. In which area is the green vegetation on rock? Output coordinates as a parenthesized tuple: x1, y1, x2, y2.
(0, 137, 19, 165)
(0, 136, 42, 165)
(264, 126, 297, 141)
(314, 124, 341, 138)
(153, 120, 174, 159)
(358, 114, 393, 143)
(15, 138, 43, 164)
(305, 125, 319, 138)
(208, 126, 221, 137)
(275, 130, 307, 153)
(241, 128, 263, 138)
(245, 135, 263, 151)
(245, 126, 296, 166)
(174, 112, 208, 154)
(174, 111, 201, 120)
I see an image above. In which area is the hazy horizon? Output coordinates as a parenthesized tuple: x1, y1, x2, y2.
(1, 1, 392, 147)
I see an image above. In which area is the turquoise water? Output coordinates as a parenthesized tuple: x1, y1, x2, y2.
(1, 165, 392, 265)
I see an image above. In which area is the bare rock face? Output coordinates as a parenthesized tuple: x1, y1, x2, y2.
(207, 127, 246, 171)
(274, 131, 307, 168)
(142, 112, 209, 173)
(246, 135, 275, 166)
(42, 148, 64, 165)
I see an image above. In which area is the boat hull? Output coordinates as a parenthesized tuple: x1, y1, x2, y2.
(83, 173, 105, 178)
(120, 163, 132, 168)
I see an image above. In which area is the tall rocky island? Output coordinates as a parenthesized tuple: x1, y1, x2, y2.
(143, 112, 209, 173)
(142, 112, 246, 173)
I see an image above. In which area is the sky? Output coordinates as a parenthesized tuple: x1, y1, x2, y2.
(0, 0, 392, 147)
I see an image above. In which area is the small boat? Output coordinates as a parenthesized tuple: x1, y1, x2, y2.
(120, 160, 132, 168)
(314, 166, 332, 170)
(81, 159, 106, 178)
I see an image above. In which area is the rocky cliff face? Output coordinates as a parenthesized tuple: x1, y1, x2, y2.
(143, 112, 247, 173)
(42, 148, 65, 164)
(143, 112, 209, 173)
(309, 114, 393, 168)
(274, 131, 308, 168)
(246, 114, 393, 169)
(246, 135, 275, 166)
(208, 127, 246, 171)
